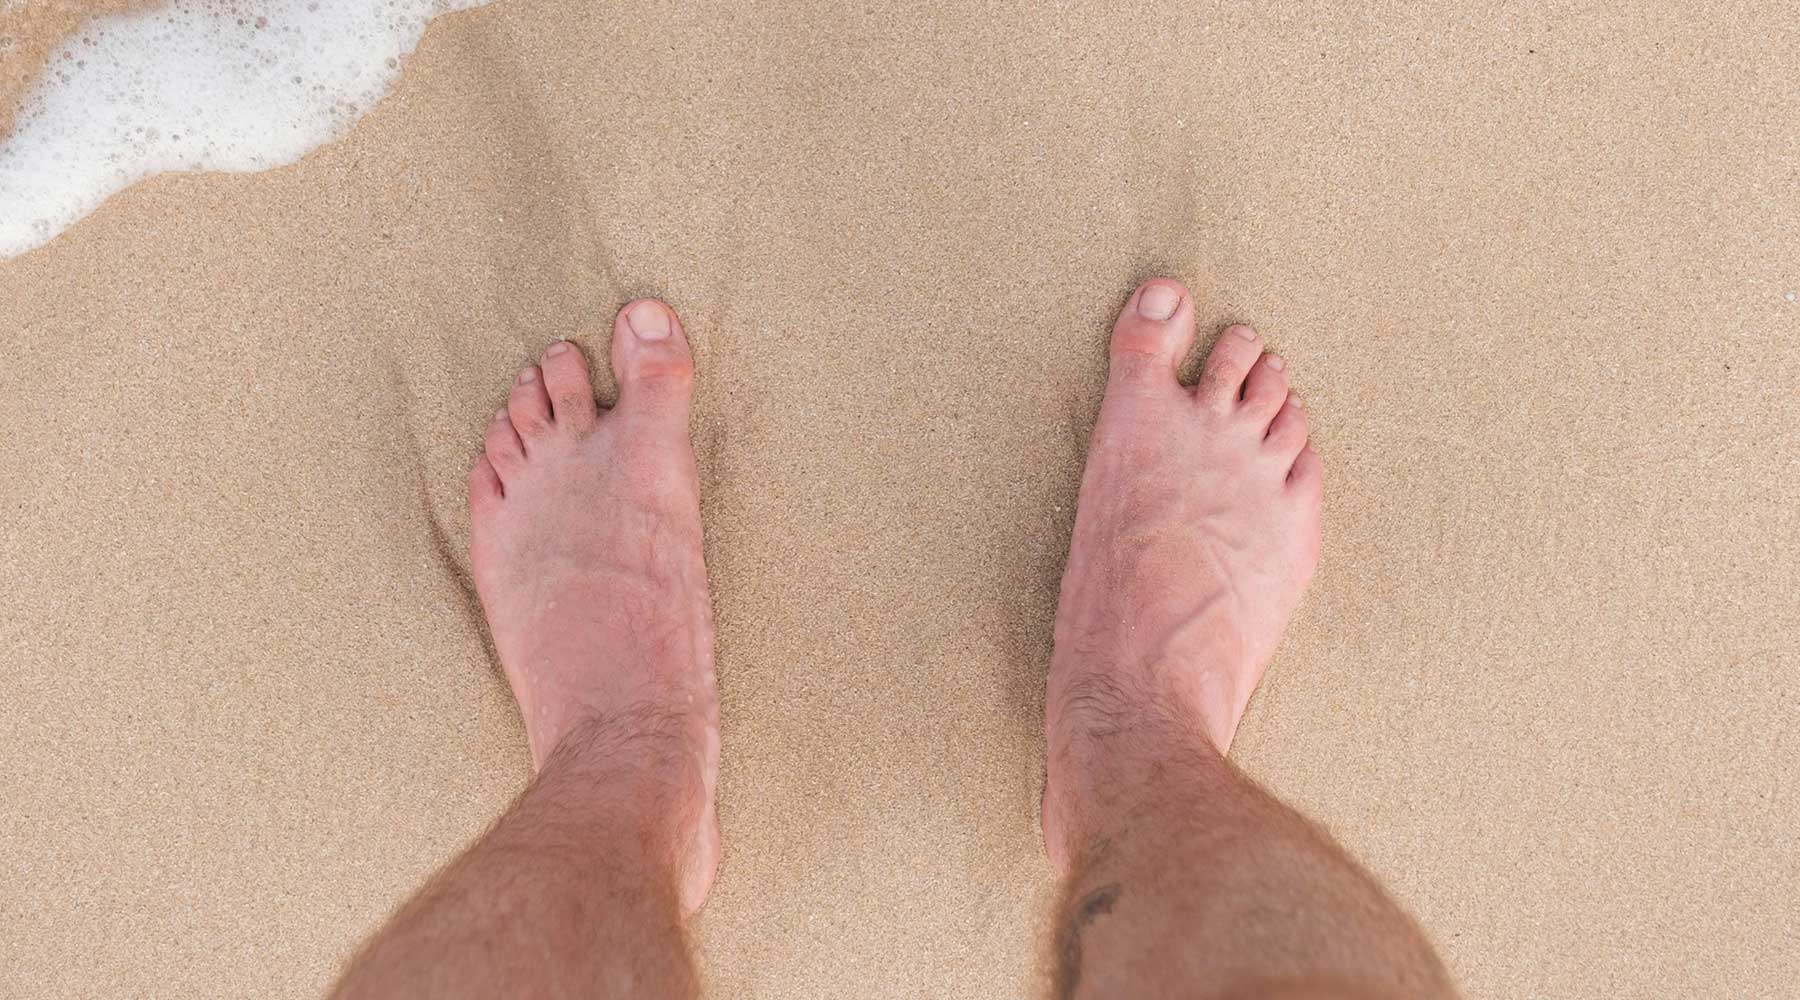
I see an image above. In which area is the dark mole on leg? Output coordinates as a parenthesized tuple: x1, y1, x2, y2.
(1056, 882, 1122, 1000)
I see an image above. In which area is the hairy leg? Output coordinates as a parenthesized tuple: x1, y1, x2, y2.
(1051, 690, 1450, 999)
(333, 300, 716, 999)
(332, 717, 699, 1000)
(1045, 280, 1453, 1000)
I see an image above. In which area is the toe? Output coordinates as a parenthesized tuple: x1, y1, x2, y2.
(485, 406, 526, 477)
(612, 299, 695, 420)
(468, 454, 503, 510)
(1264, 394, 1309, 464)
(507, 365, 554, 440)
(1240, 351, 1289, 423)
(1107, 278, 1196, 388)
(540, 340, 599, 433)
(1195, 324, 1264, 410)
(1288, 443, 1324, 497)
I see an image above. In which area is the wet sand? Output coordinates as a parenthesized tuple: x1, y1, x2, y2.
(0, 0, 150, 133)
(1, 2, 1796, 997)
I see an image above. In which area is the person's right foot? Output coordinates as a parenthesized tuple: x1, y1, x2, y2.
(1043, 278, 1323, 871)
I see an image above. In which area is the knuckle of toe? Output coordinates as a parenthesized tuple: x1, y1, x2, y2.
(633, 363, 695, 390)
(1196, 371, 1235, 400)
(554, 391, 593, 413)
(1109, 328, 1167, 357)
(1202, 353, 1243, 381)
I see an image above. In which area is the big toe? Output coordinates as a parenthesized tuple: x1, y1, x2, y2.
(613, 299, 695, 419)
(1107, 278, 1196, 388)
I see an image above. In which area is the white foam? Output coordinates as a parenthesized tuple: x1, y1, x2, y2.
(0, 0, 488, 258)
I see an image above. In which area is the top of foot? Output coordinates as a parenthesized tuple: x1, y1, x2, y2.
(466, 299, 719, 913)
(1044, 278, 1322, 868)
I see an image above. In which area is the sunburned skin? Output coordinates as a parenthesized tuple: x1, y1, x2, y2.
(1043, 277, 1321, 871)
(335, 283, 1452, 1000)
(466, 298, 719, 913)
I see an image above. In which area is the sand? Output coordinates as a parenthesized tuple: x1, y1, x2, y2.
(2, 2, 1797, 997)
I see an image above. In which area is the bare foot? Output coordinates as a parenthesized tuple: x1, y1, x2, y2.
(467, 299, 719, 913)
(1043, 278, 1322, 871)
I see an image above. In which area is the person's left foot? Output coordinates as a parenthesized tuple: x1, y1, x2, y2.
(466, 299, 719, 913)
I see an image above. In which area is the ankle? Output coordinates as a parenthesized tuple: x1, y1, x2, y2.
(1052, 652, 1247, 751)
(1046, 671, 1229, 866)
(1050, 664, 1223, 762)
(535, 711, 702, 858)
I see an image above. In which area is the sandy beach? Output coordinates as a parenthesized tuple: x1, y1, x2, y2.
(2, 1, 1796, 996)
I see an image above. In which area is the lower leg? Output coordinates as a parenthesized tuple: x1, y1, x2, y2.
(331, 716, 699, 1000)
(1045, 279, 1452, 998)
(1050, 684, 1451, 999)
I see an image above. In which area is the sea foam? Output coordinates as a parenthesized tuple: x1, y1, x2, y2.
(0, 0, 487, 258)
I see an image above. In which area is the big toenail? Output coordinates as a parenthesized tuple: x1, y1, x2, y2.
(518, 367, 537, 383)
(545, 340, 570, 357)
(1232, 325, 1258, 341)
(1137, 284, 1180, 321)
(626, 301, 672, 340)
(1267, 355, 1285, 371)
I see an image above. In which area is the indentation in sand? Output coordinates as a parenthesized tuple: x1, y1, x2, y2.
(0, 0, 487, 257)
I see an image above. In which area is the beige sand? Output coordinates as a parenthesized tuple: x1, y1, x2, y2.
(2, 2, 1797, 997)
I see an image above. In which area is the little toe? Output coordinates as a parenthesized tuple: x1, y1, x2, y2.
(539, 340, 599, 433)
(468, 454, 503, 511)
(1195, 324, 1264, 411)
(612, 299, 696, 421)
(1107, 278, 1196, 389)
(1240, 352, 1290, 423)
(508, 365, 554, 440)
(1264, 394, 1309, 464)
(485, 406, 526, 477)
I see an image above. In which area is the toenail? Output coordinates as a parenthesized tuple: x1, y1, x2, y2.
(494, 407, 508, 421)
(1289, 394, 1304, 408)
(626, 300, 672, 340)
(1137, 284, 1180, 321)
(517, 367, 537, 383)
(1267, 355, 1285, 371)
(545, 340, 570, 357)
(1231, 324, 1258, 341)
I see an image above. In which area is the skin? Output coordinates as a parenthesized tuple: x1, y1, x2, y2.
(329, 283, 1454, 1000)
(1043, 279, 1454, 999)
(332, 299, 713, 1000)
